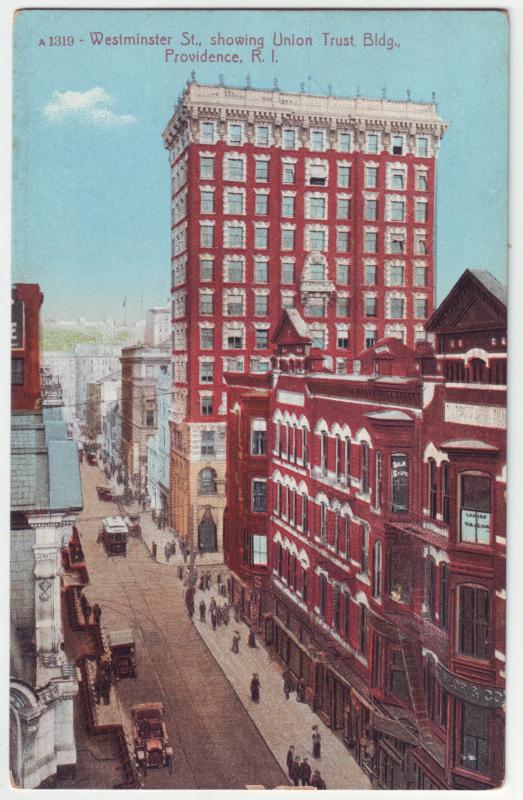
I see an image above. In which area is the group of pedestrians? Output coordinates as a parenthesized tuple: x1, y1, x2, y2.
(80, 592, 102, 627)
(286, 745, 326, 789)
(282, 668, 307, 703)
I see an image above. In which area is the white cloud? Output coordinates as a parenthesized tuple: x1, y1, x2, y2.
(43, 87, 136, 126)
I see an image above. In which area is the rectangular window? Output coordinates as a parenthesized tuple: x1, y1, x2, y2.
(309, 196, 326, 219)
(226, 296, 244, 316)
(415, 298, 428, 318)
(201, 396, 213, 416)
(200, 190, 214, 213)
(200, 156, 214, 179)
(281, 261, 294, 283)
(336, 230, 350, 252)
(365, 330, 377, 349)
(337, 332, 349, 349)
(417, 137, 429, 157)
(336, 262, 349, 284)
(306, 298, 326, 318)
(282, 163, 296, 184)
(11, 358, 24, 385)
(282, 195, 295, 217)
(366, 134, 379, 154)
(387, 265, 404, 286)
(391, 453, 409, 514)
(392, 135, 404, 155)
(415, 201, 428, 222)
(251, 420, 267, 455)
(309, 229, 326, 250)
(461, 703, 489, 774)
(390, 201, 405, 222)
(201, 122, 215, 143)
(228, 123, 243, 144)
(255, 160, 269, 181)
(226, 191, 244, 215)
(336, 197, 350, 219)
(256, 125, 270, 146)
(364, 264, 376, 285)
(460, 475, 491, 544)
(389, 298, 405, 319)
(227, 157, 244, 181)
(365, 166, 378, 188)
(364, 231, 378, 253)
(226, 260, 244, 283)
(415, 236, 428, 255)
(254, 295, 268, 316)
(200, 327, 213, 349)
(336, 297, 349, 317)
(391, 170, 405, 190)
(337, 165, 350, 188)
(226, 334, 243, 350)
(414, 266, 427, 286)
(254, 260, 268, 283)
(255, 227, 269, 249)
(365, 296, 377, 317)
(390, 650, 410, 701)
(200, 362, 214, 383)
(199, 293, 213, 315)
(255, 193, 268, 215)
(282, 228, 295, 250)
(201, 430, 215, 455)
(200, 259, 213, 281)
(311, 329, 326, 349)
(283, 129, 296, 149)
(365, 200, 378, 221)
(252, 534, 268, 565)
(311, 130, 325, 150)
(361, 526, 369, 573)
(459, 586, 490, 659)
(200, 225, 214, 247)
(417, 172, 428, 191)
(390, 237, 405, 254)
(252, 479, 267, 512)
(255, 329, 269, 349)
(226, 225, 244, 248)
(339, 132, 351, 152)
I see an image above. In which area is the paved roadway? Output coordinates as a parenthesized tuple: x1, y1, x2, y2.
(76, 461, 287, 789)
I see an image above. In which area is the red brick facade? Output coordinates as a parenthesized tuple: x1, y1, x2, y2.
(224, 269, 506, 790)
(11, 283, 44, 411)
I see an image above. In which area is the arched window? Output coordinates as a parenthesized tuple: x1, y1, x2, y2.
(428, 459, 437, 518)
(425, 557, 436, 621)
(460, 473, 491, 544)
(458, 585, 490, 659)
(319, 574, 327, 618)
(301, 494, 309, 534)
(333, 586, 341, 630)
(361, 524, 369, 574)
(198, 507, 217, 552)
(372, 541, 382, 599)
(199, 467, 217, 495)
(302, 427, 309, 465)
(442, 462, 450, 523)
(361, 442, 370, 493)
(344, 438, 351, 483)
(321, 431, 329, 474)
(391, 453, 409, 513)
(359, 604, 368, 656)
(375, 451, 382, 510)
(333, 510, 340, 552)
(469, 358, 486, 383)
(335, 434, 342, 479)
(320, 503, 328, 543)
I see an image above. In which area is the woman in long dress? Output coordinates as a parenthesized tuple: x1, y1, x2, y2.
(250, 673, 260, 702)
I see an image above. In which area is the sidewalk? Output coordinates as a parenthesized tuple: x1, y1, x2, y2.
(104, 467, 370, 789)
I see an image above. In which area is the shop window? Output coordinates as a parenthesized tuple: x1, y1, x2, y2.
(460, 474, 491, 544)
(391, 453, 409, 512)
(458, 585, 490, 659)
(461, 703, 489, 774)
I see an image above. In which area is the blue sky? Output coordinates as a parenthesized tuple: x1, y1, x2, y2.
(12, 9, 508, 322)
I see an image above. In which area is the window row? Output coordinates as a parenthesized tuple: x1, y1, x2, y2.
(198, 222, 355, 252)
(198, 325, 271, 350)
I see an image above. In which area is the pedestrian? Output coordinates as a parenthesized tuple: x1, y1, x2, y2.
(142, 499, 146, 512)
(286, 746, 295, 779)
(300, 757, 311, 786)
(311, 770, 325, 789)
(296, 677, 306, 703)
(231, 631, 240, 654)
(92, 603, 102, 625)
(211, 608, 217, 631)
(234, 603, 241, 623)
(217, 572, 222, 588)
(178, 565, 184, 580)
(283, 668, 293, 700)
(312, 725, 321, 759)
(292, 756, 301, 786)
(199, 574, 205, 591)
(248, 630, 257, 648)
(172, 540, 176, 556)
(152, 541, 157, 559)
(185, 587, 195, 618)
(199, 599, 206, 622)
(205, 572, 211, 590)
(250, 673, 260, 703)
(222, 604, 230, 626)
(209, 596, 217, 613)
(216, 605, 223, 627)
(83, 602, 92, 625)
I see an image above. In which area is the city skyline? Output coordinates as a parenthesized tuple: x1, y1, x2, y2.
(12, 9, 507, 321)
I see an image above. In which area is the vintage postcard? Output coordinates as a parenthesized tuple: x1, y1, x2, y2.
(8, 5, 508, 792)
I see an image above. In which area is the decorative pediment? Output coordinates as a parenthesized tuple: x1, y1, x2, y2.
(271, 309, 311, 348)
(426, 269, 506, 333)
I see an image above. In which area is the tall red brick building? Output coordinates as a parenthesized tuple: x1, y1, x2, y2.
(11, 283, 44, 411)
(224, 269, 506, 790)
(162, 81, 447, 559)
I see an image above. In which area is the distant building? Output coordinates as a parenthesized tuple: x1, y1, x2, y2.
(144, 305, 170, 347)
(147, 362, 172, 520)
(11, 285, 83, 788)
(102, 399, 123, 475)
(73, 344, 121, 424)
(85, 370, 120, 442)
(41, 352, 76, 423)
(120, 344, 170, 492)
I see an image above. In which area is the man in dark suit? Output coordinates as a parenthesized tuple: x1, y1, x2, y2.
(286, 746, 295, 779)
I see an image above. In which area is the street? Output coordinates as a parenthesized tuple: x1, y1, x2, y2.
(75, 460, 287, 789)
